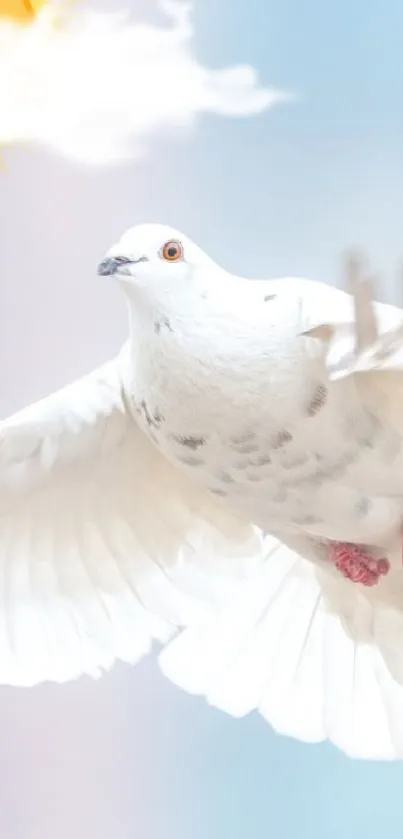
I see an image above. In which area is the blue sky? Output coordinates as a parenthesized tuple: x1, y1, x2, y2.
(2, 1, 403, 838)
(182, 0, 403, 291)
(127, 656, 403, 839)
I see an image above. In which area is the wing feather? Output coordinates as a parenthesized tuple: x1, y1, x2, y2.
(0, 347, 265, 685)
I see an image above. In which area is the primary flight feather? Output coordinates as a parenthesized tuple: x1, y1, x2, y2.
(3, 222, 403, 760)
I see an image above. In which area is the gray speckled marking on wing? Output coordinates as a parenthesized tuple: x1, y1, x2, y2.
(172, 434, 207, 450)
(307, 384, 328, 416)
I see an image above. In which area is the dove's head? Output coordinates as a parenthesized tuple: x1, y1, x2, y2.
(97, 223, 220, 302)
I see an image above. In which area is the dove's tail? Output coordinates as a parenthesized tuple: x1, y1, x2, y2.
(159, 535, 403, 760)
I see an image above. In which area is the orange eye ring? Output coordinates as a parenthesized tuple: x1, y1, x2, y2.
(161, 240, 183, 262)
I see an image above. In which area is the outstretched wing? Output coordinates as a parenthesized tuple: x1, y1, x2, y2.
(0, 346, 265, 686)
(298, 266, 403, 435)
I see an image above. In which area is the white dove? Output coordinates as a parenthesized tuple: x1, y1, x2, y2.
(3, 223, 403, 760)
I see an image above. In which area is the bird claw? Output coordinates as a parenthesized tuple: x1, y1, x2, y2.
(328, 542, 390, 586)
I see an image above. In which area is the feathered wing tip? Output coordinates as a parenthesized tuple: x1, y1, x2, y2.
(302, 255, 403, 435)
(159, 536, 403, 760)
(0, 1, 285, 164)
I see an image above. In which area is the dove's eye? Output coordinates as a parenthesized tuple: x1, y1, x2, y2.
(161, 240, 183, 262)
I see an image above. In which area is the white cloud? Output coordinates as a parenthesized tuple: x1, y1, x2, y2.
(0, 1, 288, 164)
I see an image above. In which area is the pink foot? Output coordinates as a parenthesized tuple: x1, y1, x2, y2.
(328, 542, 390, 586)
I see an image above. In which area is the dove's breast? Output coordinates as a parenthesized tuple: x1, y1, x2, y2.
(124, 295, 403, 552)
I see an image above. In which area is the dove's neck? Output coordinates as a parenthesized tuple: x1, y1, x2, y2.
(122, 269, 258, 413)
(125, 267, 244, 360)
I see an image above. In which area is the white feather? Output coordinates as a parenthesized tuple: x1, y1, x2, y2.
(0, 345, 266, 685)
(6, 222, 403, 763)
(160, 537, 403, 760)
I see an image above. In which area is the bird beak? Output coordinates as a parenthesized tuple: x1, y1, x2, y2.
(97, 256, 134, 276)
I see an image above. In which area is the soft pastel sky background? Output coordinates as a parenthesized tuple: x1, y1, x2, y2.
(2, 0, 403, 837)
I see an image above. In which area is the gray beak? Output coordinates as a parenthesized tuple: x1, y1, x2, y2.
(97, 256, 133, 276)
